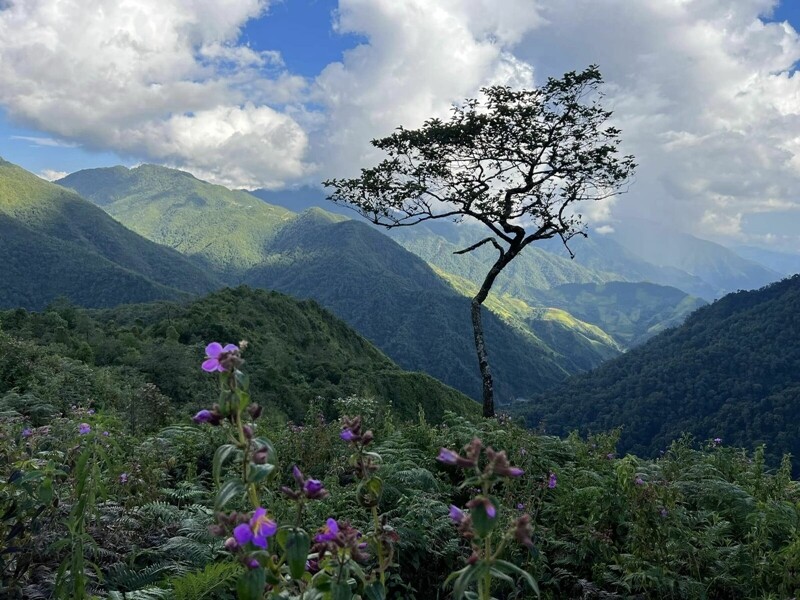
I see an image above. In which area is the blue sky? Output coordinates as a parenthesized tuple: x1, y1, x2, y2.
(2, 0, 800, 250)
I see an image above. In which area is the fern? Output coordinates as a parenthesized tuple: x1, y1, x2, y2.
(169, 561, 241, 600)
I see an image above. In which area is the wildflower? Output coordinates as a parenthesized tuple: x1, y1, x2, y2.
(634, 476, 644, 486)
(192, 408, 221, 426)
(119, 473, 128, 484)
(245, 558, 259, 569)
(713, 437, 722, 445)
(514, 514, 534, 548)
(315, 518, 340, 543)
(548, 472, 557, 489)
(233, 508, 277, 549)
(487, 448, 524, 477)
(224, 537, 238, 551)
(437, 448, 460, 465)
(303, 479, 328, 500)
(79, 423, 91, 435)
(659, 507, 668, 518)
(201, 342, 239, 372)
(252, 446, 269, 464)
(102, 431, 110, 437)
(516, 503, 525, 511)
(449, 505, 465, 523)
(21, 428, 32, 438)
(519, 447, 527, 456)
(88, 409, 95, 415)
(606, 453, 615, 460)
(340, 428, 356, 441)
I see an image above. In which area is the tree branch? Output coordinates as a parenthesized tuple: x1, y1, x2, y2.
(453, 237, 505, 258)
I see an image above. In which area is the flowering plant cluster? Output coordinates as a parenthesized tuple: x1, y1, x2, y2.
(194, 342, 392, 600)
(438, 437, 539, 599)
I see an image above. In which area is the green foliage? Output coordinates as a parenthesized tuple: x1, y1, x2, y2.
(514, 275, 800, 473)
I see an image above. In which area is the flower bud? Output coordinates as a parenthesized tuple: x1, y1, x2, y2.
(247, 403, 262, 419)
(224, 537, 239, 551)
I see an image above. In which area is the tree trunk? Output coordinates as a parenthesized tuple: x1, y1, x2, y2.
(471, 298, 494, 418)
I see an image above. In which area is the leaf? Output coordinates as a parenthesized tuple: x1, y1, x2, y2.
(247, 464, 275, 484)
(215, 479, 244, 511)
(494, 560, 539, 596)
(284, 528, 310, 580)
(363, 581, 386, 600)
(331, 581, 353, 600)
(236, 567, 265, 600)
(213, 444, 238, 487)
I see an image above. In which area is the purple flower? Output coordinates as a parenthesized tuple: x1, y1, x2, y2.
(79, 423, 91, 435)
(246, 558, 260, 569)
(713, 437, 722, 445)
(315, 518, 340, 543)
(436, 448, 460, 465)
(119, 473, 128, 484)
(340, 428, 356, 442)
(303, 479, 326, 498)
(448, 505, 465, 523)
(659, 508, 668, 518)
(233, 508, 277, 549)
(519, 447, 527, 456)
(548, 472, 557, 489)
(21, 428, 32, 438)
(102, 431, 110, 437)
(606, 453, 615, 460)
(634, 476, 644, 486)
(507, 467, 524, 477)
(292, 465, 304, 484)
(485, 500, 497, 519)
(201, 342, 238, 372)
(516, 503, 525, 511)
(88, 409, 95, 415)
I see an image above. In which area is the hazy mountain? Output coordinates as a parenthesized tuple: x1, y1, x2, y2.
(0, 158, 218, 310)
(513, 275, 800, 469)
(599, 220, 780, 298)
(733, 245, 800, 277)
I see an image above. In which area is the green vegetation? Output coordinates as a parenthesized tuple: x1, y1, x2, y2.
(0, 158, 218, 309)
(0, 287, 477, 424)
(58, 164, 295, 275)
(514, 275, 800, 471)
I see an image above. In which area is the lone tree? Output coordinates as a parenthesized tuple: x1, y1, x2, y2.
(324, 66, 635, 418)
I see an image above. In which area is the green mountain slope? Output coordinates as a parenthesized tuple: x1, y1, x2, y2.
(59, 165, 626, 401)
(58, 164, 295, 275)
(536, 281, 707, 347)
(244, 209, 605, 401)
(0, 158, 218, 309)
(513, 275, 800, 469)
(1, 286, 478, 423)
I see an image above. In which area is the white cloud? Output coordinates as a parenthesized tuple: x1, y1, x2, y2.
(0, 0, 310, 187)
(2, 0, 800, 251)
(11, 135, 77, 148)
(39, 169, 68, 181)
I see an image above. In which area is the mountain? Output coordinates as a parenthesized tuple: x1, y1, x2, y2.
(733, 245, 800, 277)
(513, 275, 800, 469)
(0, 158, 218, 310)
(58, 164, 295, 276)
(551, 219, 781, 300)
(0, 286, 478, 423)
(58, 165, 622, 401)
(535, 281, 707, 347)
(243, 208, 616, 400)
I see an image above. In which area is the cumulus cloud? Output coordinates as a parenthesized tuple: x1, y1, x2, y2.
(0, 0, 310, 187)
(2, 0, 800, 250)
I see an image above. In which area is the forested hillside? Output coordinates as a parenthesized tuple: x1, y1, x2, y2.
(0, 286, 477, 424)
(0, 159, 218, 309)
(514, 275, 800, 469)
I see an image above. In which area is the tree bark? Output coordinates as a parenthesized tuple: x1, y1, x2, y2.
(471, 298, 494, 418)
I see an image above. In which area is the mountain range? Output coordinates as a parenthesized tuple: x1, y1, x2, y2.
(513, 274, 800, 470)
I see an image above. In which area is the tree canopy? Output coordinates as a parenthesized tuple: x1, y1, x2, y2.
(325, 66, 636, 417)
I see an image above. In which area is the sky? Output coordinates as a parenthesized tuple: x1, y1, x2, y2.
(1, 0, 800, 251)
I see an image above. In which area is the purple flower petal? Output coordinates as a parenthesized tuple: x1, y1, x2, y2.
(485, 499, 496, 519)
(508, 467, 524, 477)
(340, 429, 355, 441)
(448, 505, 464, 523)
(21, 428, 32, 438)
(548, 472, 557, 489)
(233, 523, 253, 545)
(223, 343, 239, 353)
(201, 358, 220, 372)
(193, 409, 212, 423)
(436, 448, 460, 465)
(205, 342, 223, 359)
(79, 423, 91, 435)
